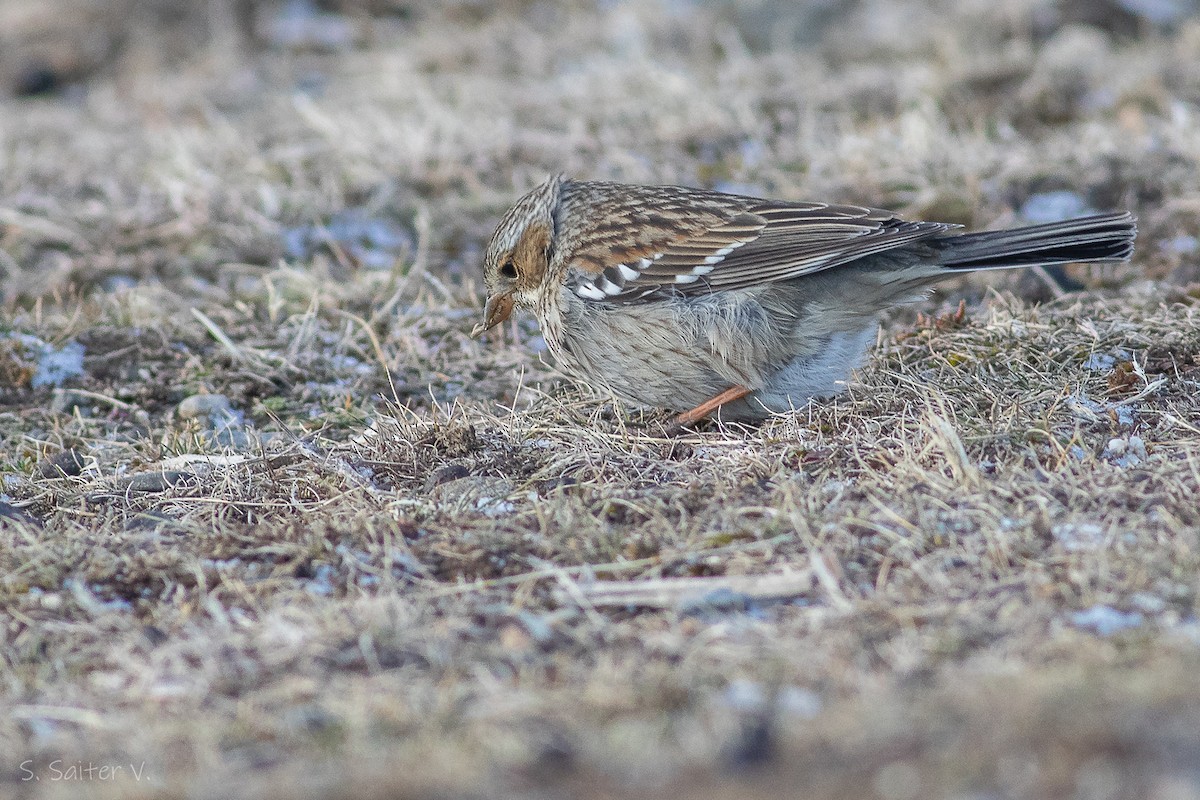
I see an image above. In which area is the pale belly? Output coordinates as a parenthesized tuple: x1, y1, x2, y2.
(549, 291, 879, 420)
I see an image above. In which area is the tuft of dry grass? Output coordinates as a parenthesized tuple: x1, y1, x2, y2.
(3, 1, 1200, 798)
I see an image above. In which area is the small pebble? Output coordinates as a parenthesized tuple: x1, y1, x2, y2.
(1130, 592, 1167, 615)
(50, 388, 95, 415)
(1071, 605, 1144, 635)
(422, 463, 471, 493)
(1052, 522, 1106, 551)
(177, 393, 237, 423)
(37, 448, 87, 478)
(0, 500, 42, 527)
(105, 470, 195, 494)
(1020, 191, 1096, 224)
(177, 394, 250, 448)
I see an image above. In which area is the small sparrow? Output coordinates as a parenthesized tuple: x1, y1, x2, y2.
(473, 176, 1135, 425)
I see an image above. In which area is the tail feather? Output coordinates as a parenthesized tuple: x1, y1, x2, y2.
(934, 212, 1136, 271)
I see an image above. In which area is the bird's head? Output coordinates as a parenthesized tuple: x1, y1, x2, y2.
(472, 174, 564, 337)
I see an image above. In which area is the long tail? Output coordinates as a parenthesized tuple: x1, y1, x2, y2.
(933, 212, 1136, 271)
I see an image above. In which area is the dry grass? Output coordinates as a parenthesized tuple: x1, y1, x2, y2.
(3, 1, 1200, 798)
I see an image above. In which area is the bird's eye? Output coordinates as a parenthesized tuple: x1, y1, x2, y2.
(500, 258, 517, 279)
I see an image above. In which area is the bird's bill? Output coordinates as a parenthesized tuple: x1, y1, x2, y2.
(470, 293, 514, 337)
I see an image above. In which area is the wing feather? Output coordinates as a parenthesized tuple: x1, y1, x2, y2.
(560, 182, 955, 303)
